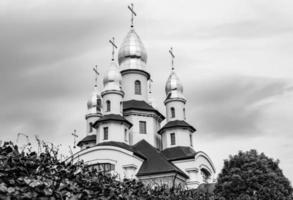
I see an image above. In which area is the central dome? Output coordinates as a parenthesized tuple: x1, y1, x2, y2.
(118, 28, 147, 68)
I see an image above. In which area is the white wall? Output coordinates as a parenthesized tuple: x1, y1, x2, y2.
(125, 113, 161, 148)
(72, 146, 144, 180)
(121, 73, 148, 101)
(172, 153, 216, 189)
(96, 121, 130, 144)
(162, 128, 194, 149)
(102, 92, 123, 115)
(165, 100, 185, 122)
(86, 115, 100, 134)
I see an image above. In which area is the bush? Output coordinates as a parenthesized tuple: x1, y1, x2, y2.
(214, 149, 293, 200)
(0, 141, 212, 200)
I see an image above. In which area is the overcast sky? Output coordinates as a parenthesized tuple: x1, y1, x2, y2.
(0, 0, 293, 183)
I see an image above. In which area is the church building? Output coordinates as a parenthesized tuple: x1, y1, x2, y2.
(72, 5, 216, 189)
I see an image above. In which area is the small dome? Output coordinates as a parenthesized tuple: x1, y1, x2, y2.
(165, 70, 185, 99)
(118, 28, 147, 67)
(103, 61, 122, 91)
(87, 87, 102, 111)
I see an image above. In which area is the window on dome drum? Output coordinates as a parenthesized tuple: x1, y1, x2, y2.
(171, 107, 175, 118)
(96, 99, 101, 112)
(190, 133, 193, 147)
(124, 129, 128, 142)
(135, 80, 141, 95)
(104, 100, 110, 112)
(139, 121, 147, 134)
(170, 133, 176, 145)
(103, 127, 109, 140)
(89, 122, 93, 133)
(183, 108, 186, 120)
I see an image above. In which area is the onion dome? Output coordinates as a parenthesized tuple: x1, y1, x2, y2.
(103, 61, 122, 91)
(118, 28, 147, 70)
(165, 70, 185, 100)
(87, 86, 102, 113)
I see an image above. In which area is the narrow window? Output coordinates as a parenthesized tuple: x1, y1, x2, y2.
(96, 99, 101, 112)
(170, 133, 176, 145)
(171, 107, 175, 118)
(135, 80, 141, 95)
(89, 122, 93, 133)
(124, 129, 128, 142)
(120, 102, 123, 113)
(103, 127, 108, 140)
(106, 100, 111, 112)
(139, 121, 147, 134)
(183, 108, 186, 120)
(190, 134, 193, 147)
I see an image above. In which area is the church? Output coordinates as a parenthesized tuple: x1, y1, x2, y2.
(71, 5, 216, 189)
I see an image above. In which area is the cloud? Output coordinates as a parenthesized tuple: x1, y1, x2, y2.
(186, 75, 292, 137)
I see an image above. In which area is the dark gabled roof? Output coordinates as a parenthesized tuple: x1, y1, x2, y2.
(133, 140, 189, 179)
(93, 114, 132, 128)
(162, 146, 197, 161)
(77, 135, 96, 147)
(158, 120, 196, 134)
(95, 141, 147, 160)
(123, 100, 165, 120)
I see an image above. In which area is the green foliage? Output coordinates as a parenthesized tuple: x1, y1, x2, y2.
(215, 149, 293, 200)
(0, 141, 213, 200)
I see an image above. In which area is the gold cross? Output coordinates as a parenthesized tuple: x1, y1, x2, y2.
(128, 3, 137, 28)
(109, 37, 117, 61)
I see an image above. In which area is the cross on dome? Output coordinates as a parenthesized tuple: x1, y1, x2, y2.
(169, 47, 175, 70)
(109, 37, 118, 61)
(71, 129, 78, 148)
(93, 65, 99, 88)
(128, 3, 137, 28)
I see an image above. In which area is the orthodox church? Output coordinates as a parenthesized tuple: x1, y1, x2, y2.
(72, 5, 215, 189)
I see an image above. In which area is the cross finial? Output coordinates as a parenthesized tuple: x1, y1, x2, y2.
(169, 47, 175, 70)
(128, 3, 137, 28)
(149, 78, 153, 94)
(71, 129, 78, 148)
(93, 65, 99, 88)
(109, 37, 117, 61)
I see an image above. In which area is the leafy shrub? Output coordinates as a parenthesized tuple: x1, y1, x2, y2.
(0, 141, 212, 200)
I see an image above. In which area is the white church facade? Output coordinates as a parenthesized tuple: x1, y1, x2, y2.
(71, 5, 216, 189)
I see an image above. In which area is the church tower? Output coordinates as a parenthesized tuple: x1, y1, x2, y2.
(159, 49, 196, 149)
(93, 38, 132, 145)
(118, 5, 164, 148)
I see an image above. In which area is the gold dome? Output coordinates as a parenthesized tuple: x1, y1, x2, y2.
(118, 28, 147, 69)
(165, 70, 185, 100)
(103, 61, 122, 91)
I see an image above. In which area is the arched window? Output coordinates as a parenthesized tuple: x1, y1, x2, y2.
(200, 168, 211, 183)
(171, 107, 175, 118)
(135, 80, 141, 95)
(183, 108, 186, 120)
(106, 100, 111, 112)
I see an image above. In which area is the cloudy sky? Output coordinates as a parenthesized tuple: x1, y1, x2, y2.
(1, 0, 293, 182)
